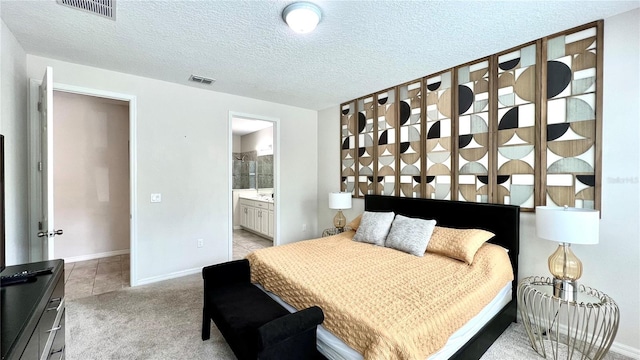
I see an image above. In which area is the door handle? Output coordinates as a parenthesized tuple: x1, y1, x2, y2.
(37, 230, 64, 238)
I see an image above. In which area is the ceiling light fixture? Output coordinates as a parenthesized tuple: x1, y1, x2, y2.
(282, 2, 322, 34)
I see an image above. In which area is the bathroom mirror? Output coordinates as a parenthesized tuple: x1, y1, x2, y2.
(257, 155, 273, 189)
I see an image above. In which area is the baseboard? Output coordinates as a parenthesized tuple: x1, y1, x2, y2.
(135, 267, 201, 286)
(64, 249, 130, 264)
(233, 225, 242, 230)
(610, 342, 640, 359)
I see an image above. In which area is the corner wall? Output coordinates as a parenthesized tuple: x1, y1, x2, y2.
(1, 19, 28, 265)
(317, 8, 639, 355)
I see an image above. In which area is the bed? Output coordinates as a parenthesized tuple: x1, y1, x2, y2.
(248, 195, 520, 360)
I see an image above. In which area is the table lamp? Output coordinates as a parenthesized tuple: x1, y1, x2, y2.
(535, 206, 599, 301)
(329, 192, 352, 233)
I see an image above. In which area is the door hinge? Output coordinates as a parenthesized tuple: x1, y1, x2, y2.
(37, 101, 42, 112)
(38, 221, 43, 231)
(38, 161, 43, 172)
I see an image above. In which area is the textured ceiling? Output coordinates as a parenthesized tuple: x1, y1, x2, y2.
(1, 1, 638, 110)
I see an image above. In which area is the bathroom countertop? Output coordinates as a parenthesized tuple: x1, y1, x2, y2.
(239, 194, 274, 203)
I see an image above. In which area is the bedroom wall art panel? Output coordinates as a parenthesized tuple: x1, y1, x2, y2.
(341, 101, 357, 195)
(338, 21, 602, 211)
(457, 60, 491, 203)
(496, 44, 537, 209)
(398, 80, 424, 198)
(544, 26, 599, 209)
(425, 71, 453, 200)
(375, 89, 397, 196)
(357, 96, 376, 197)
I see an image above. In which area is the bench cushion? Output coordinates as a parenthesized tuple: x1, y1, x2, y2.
(206, 283, 290, 359)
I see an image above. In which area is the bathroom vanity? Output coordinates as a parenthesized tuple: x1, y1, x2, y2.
(239, 196, 274, 239)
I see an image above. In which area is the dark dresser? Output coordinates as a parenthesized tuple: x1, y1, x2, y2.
(1, 260, 65, 360)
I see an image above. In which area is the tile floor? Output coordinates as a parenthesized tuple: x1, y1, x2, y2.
(64, 231, 265, 300)
(64, 255, 130, 300)
(232, 229, 272, 260)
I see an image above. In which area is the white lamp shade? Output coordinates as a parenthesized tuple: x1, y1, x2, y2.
(535, 206, 599, 245)
(328, 192, 352, 210)
(282, 2, 322, 34)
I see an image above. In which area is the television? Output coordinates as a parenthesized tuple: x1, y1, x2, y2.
(1, 134, 5, 272)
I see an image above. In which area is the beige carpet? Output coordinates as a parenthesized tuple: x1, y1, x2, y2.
(66, 273, 631, 360)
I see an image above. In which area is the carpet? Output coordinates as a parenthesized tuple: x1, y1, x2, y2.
(66, 273, 631, 360)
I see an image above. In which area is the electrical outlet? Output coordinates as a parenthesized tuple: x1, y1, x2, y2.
(302, 224, 307, 232)
(150, 193, 162, 203)
(197, 238, 204, 248)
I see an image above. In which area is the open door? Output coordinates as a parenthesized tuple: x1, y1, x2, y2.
(37, 66, 63, 260)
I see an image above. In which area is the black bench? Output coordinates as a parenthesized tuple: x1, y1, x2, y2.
(202, 259, 325, 360)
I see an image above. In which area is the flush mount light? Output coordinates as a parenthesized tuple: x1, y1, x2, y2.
(282, 2, 322, 34)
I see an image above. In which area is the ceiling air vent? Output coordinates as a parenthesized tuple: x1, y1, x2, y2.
(189, 75, 216, 86)
(56, 0, 116, 20)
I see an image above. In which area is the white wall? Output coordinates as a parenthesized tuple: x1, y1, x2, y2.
(0, 19, 28, 265)
(317, 8, 640, 355)
(53, 91, 130, 260)
(232, 135, 241, 153)
(241, 126, 273, 154)
(597, 8, 640, 353)
(26, 55, 318, 284)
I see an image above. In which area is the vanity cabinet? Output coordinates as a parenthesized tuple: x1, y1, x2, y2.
(240, 203, 256, 230)
(239, 198, 273, 239)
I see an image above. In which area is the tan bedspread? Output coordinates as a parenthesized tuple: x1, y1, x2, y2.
(247, 231, 513, 360)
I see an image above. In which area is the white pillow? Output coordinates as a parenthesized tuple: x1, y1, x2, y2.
(385, 215, 437, 256)
(352, 211, 395, 246)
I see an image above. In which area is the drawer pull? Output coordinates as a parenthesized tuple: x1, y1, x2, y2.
(48, 346, 65, 360)
(49, 297, 62, 303)
(47, 299, 64, 312)
(46, 326, 62, 333)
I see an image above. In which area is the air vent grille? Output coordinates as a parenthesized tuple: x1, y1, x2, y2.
(56, 0, 116, 20)
(189, 75, 216, 86)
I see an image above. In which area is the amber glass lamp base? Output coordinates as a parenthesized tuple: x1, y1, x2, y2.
(548, 243, 583, 302)
(333, 210, 346, 232)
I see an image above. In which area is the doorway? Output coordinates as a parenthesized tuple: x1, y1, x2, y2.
(229, 113, 280, 260)
(28, 76, 138, 287)
(52, 91, 131, 298)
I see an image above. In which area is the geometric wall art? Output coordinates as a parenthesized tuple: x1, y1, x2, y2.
(425, 71, 453, 200)
(544, 26, 599, 209)
(376, 89, 397, 196)
(398, 80, 423, 198)
(339, 21, 602, 211)
(496, 44, 537, 209)
(457, 59, 491, 203)
(357, 96, 376, 197)
(340, 101, 356, 194)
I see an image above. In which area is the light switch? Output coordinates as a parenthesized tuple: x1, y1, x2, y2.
(151, 193, 162, 203)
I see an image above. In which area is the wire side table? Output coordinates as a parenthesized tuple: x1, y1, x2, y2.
(517, 276, 619, 360)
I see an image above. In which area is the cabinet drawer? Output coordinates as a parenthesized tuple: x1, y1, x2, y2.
(45, 308, 65, 360)
(268, 203, 274, 211)
(254, 201, 268, 209)
(239, 199, 256, 207)
(39, 274, 65, 357)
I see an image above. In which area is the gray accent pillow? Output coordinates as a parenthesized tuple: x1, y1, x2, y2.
(352, 211, 395, 246)
(384, 215, 437, 257)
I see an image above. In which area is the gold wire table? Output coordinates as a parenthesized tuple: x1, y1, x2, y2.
(517, 276, 619, 360)
(322, 227, 344, 237)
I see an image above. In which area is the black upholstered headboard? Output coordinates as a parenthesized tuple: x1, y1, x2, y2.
(364, 195, 520, 289)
